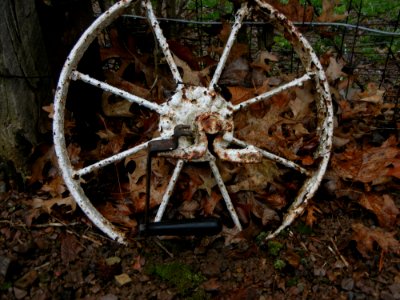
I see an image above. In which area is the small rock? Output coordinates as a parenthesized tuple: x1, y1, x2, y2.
(341, 277, 354, 291)
(139, 274, 150, 282)
(15, 270, 38, 289)
(313, 266, 326, 277)
(0, 255, 11, 277)
(13, 287, 27, 300)
(114, 273, 132, 287)
(106, 257, 121, 266)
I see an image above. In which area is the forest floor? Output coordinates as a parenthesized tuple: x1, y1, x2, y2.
(1, 5, 400, 298)
(0, 189, 399, 300)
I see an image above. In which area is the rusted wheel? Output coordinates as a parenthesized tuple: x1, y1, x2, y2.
(53, 0, 333, 243)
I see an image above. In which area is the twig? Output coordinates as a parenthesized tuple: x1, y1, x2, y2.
(66, 229, 103, 246)
(34, 262, 50, 271)
(330, 237, 350, 268)
(0, 220, 80, 228)
(153, 238, 174, 258)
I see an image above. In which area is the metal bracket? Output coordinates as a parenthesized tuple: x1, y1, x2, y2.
(140, 125, 222, 236)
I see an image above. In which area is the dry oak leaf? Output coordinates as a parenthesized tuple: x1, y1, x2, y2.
(24, 196, 77, 226)
(356, 82, 385, 103)
(98, 201, 137, 228)
(317, 0, 348, 23)
(359, 193, 399, 229)
(325, 56, 345, 82)
(42, 104, 54, 119)
(331, 136, 400, 183)
(305, 204, 322, 227)
(203, 191, 222, 215)
(124, 150, 171, 212)
(351, 223, 400, 258)
(30, 196, 77, 215)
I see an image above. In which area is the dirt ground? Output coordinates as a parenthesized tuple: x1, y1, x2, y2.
(1, 189, 399, 300)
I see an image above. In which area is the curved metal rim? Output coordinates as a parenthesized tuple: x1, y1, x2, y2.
(53, 0, 333, 243)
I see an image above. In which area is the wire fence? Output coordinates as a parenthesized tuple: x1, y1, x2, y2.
(96, 0, 400, 124)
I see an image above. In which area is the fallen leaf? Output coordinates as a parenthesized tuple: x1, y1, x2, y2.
(352, 223, 400, 258)
(28, 196, 76, 217)
(203, 191, 222, 215)
(325, 56, 345, 82)
(317, 0, 347, 22)
(98, 201, 137, 228)
(42, 104, 54, 119)
(331, 136, 400, 183)
(305, 204, 321, 227)
(359, 193, 399, 229)
(356, 82, 385, 103)
(219, 57, 250, 86)
(61, 233, 83, 265)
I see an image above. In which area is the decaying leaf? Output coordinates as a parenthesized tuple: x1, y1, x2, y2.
(359, 193, 399, 229)
(24, 196, 77, 226)
(98, 201, 137, 228)
(331, 136, 400, 183)
(356, 82, 385, 103)
(30, 196, 77, 215)
(325, 56, 345, 82)
(228, 160, 280, 193)
(352, 223, 400, 258)
(124, 150, 171, 212)
(61, 233, 83, 265)
(305, 204, 321, 227)
(42, 104, 54, 119)
(317, 0, 347, 23)
(203, 191, 222, 215)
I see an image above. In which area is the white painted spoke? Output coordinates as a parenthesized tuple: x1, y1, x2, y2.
(209, 4, 249, 89)
(154, 160, 185, 222)
(233, 73, 313, 112)
(71, 71, 165, 114)
(144, 0, 183, 84)
(232, 137, 310, 176)
(74, 138, 162, 177)
(209, 160, 242, 230)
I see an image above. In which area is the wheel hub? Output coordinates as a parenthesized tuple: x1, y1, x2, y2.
(158, 86, 236, 161)
(159, 86, 233, 136)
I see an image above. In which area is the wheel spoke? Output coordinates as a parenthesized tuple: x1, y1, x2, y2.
(232, 137, 310, 176)
(71, 71, 165, 114)
(154, 160, 185, 222)
(209, 160, 242, 230)
(144, 0, 183, 84)
(74, 138, 163, 177)
(208, 4, 249, 90)
(232, 73, 313, 112)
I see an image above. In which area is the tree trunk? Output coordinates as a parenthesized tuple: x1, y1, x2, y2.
(0, 0, 52, 177)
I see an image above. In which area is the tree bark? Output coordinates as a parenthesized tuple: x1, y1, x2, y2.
(0, 0, 52, 176)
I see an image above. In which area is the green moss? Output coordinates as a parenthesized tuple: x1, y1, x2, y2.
(295, 222, 313, 235)
(267, 240, 284, 256)
(287, 277, 299, 287)
(149, 262, 206, 295)
(0, 281, 12, 291)
(273, 259, 287, 270)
